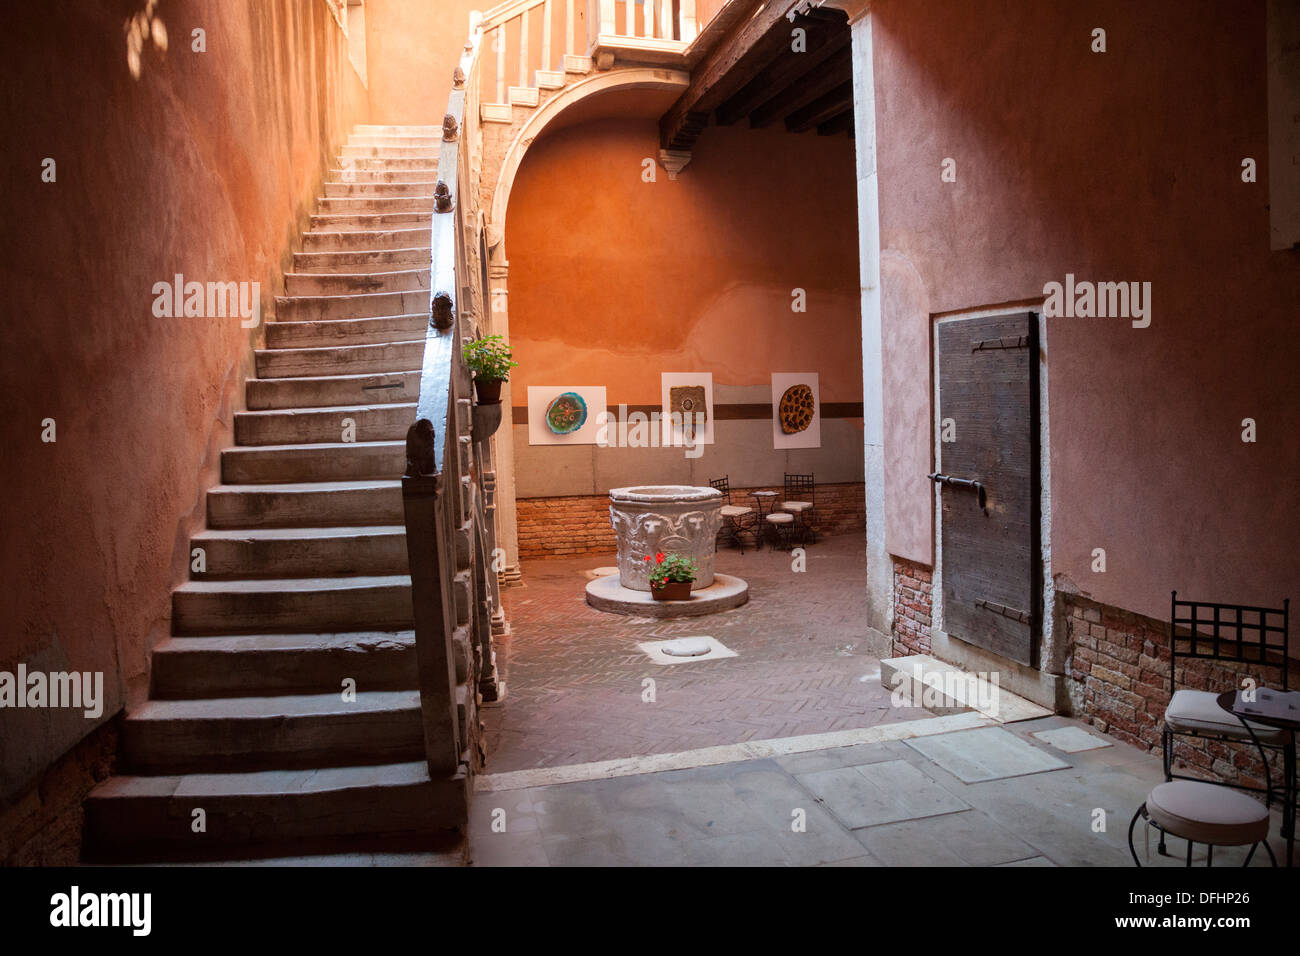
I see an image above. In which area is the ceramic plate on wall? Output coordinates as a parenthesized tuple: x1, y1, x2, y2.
(545, 392, 588, 434)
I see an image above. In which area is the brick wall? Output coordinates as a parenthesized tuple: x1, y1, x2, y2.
(1063, 594, 1294, 789)
(0, 717, 118, 865)
(892, 558, 934, 656)
(516, 482, 866, 558)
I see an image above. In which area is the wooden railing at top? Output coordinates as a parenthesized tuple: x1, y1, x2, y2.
(401, 18, 504, 781)
(480, 0, 699, 104)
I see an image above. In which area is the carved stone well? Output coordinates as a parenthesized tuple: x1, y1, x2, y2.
(609, 485, 724, 591)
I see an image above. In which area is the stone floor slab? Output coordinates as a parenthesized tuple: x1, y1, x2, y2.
(904, 726, 1070, 783)
(853, 809, 1040, 867)
(795, 759, 969, 829)
(1030, 725, 1113, 753)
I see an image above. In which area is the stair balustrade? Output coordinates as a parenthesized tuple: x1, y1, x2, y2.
(479, 0, 699, 112)
(401, 18, 503, 783)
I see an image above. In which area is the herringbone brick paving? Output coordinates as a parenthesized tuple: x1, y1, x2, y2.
(483, 535, 932, 771)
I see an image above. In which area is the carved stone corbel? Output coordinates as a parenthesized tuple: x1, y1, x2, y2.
(658, 149, 692, 181)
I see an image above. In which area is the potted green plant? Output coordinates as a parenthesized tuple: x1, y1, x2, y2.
(645, 551, 697, 601)
(462, 334, 517, 405)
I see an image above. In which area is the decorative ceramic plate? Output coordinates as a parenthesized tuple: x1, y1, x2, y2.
(778, 384, 815, 434)
(545, 392, 588, 434)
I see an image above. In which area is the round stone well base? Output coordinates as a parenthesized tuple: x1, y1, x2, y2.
(585, 573, 749, 618)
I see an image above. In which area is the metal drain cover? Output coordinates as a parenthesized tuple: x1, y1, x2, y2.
(659, 637, 714, 657)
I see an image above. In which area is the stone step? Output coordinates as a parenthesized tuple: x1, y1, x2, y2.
(315, 195, 434, 215)
(285, 269, 429, 297)
(292, 247, 431, 274)
(119, 690, 423, 773)
(189, 525, 409, 578)
(301, 227, 431, 251)
(150, 630, 416, 698)
(234, 403, 417, 446)
(323, 180, 438, 197)
(83, 761, 466, 861)
(247, 370, 420, 410)
(346, 134, 441, 148)
(254, 339, 424, 379)
(328, 167, 439, 184)
(265, 314, 427, 349)
(335, 156, 440, 172)
(339, 145, 439, 160)
(353, 124, 441, 135)
(309, 211, 431, 232)
(207, 480, 404, 529)
(273, 290, 428, 322)
(880, 654, 1054, 724)
(221, 440, 406, 483)
(172, 574, 413, 636)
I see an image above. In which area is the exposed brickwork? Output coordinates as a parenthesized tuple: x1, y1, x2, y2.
(1062, 594, 1294, 789)
(891, 557, 933, 656)
(0, 718, 119, 865)
(516, 482, 867, 559)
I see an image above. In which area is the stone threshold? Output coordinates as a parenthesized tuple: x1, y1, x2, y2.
(474, 711, 992, 793)
(880, 654, 1053, 724)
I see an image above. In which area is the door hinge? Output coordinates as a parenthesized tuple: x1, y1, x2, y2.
(975, 598, 1030, 624)
(972, 335, 1029, 352)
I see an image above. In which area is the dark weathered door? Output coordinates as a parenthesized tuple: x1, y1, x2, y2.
(936, 312, 1040, 667)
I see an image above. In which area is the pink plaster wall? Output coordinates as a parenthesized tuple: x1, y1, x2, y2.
(872, 0, 1300, 621)
(364, 0, 480, 125)
(0, 0, 369, 798)
(505, 117, 863, 404)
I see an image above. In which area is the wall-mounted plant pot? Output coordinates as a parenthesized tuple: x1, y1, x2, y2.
(474, 379, 503, 405)
(471, 400, 503, 441)
(651, 580, 694, 601)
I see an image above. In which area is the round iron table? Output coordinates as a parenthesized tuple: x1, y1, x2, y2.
(1216, 689, 1300, 867)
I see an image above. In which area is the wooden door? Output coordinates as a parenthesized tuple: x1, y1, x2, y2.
(936, 312, 1041, 667)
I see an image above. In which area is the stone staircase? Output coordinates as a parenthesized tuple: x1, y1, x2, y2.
(83, 126, 468, 864)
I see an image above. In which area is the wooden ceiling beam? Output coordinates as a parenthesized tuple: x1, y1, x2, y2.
(714, 16, 849, 126)
(815, 107, 855, 137)
(784, 80, 854, 133)
(748, 47, 852, 128)
(660, 0, 807, 151)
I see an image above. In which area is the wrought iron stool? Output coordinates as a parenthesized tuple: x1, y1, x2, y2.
(764, 511, 796, 551)
(1128, 780, 1276, 867)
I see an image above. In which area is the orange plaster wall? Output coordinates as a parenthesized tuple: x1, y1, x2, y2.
(871, 0, 1300, 622)
(0, 0, 369, 799)
(505, 117, 863, 404)
(364, 0, 480, 125)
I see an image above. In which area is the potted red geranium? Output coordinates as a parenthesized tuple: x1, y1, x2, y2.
(644, 551, 697, 601)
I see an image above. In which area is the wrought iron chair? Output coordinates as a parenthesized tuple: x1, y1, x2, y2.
(782, 472, 816, 546)
(1163, 593, 1290, 792)
(1156, 592, 1290, 854)
(709, 476, 756, 553)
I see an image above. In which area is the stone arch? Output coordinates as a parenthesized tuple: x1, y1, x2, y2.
(481, 67, 688, 577)
(486, 67, 689, 260)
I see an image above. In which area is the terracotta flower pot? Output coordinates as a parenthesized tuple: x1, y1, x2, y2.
(474, 379, 503, 405)
(651, 580, 693, 601)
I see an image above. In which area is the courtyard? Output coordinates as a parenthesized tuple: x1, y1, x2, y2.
(483, 535, 909, 772)
(474, 537, 1292, 867)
